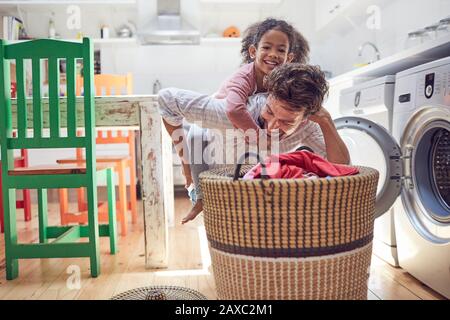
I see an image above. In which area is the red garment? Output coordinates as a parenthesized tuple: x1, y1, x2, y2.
(243, 151, 359, 180)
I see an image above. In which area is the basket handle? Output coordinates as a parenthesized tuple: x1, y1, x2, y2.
(233, 152, 269, 181)
(296, 146, 315, 153)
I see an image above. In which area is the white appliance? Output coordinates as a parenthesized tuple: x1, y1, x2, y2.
(392, 56, 450, 298)
(335, 56, 450, 298)
(339, 76, 399, 267)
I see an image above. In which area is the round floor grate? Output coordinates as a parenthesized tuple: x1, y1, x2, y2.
(111, 285, 208, 300)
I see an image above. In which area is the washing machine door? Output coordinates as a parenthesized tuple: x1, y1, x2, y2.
(400, 106, 450, 244)
(335, 117, 403, 219)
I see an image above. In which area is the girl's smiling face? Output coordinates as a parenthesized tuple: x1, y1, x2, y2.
(249, 29, 294, 76)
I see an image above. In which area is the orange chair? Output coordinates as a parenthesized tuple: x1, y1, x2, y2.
(1, 148, 32, 233)
(58, 73, 137, 236)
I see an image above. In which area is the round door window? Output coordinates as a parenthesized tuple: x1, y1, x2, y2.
(412, 124, 450, 224)
(432, 129, 450, 211)
(400, 106, 450, 242)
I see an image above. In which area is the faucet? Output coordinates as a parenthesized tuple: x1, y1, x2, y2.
(358, 42, 381, 64)
(153, 79, 162, 94)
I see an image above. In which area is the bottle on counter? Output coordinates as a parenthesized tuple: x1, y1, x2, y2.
(48, 12, 56, 39)
(101, 25, 110, 39)
(48, 18, 56, 39)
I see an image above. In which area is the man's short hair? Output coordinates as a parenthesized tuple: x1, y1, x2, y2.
(265, 63, 329, 116)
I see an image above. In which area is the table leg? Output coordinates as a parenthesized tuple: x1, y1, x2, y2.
(139, 101, 174, 269)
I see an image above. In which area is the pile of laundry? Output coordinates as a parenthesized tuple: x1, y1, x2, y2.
(243, 150, 359, 180)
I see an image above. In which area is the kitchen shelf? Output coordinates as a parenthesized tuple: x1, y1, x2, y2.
(93, 37, 137, 44)
(0, 0, 136, 4)
(9, 37, 240, 46)
(200, 37, 242, 44)
(8, 37, 137, 44)
(200, 0, 280, 3)
(0, 0, 136, 12)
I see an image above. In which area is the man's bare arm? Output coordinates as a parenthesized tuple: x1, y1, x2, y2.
(309, 108, 350, 165)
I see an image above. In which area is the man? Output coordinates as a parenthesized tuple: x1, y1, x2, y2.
(158, 63, 350, 224)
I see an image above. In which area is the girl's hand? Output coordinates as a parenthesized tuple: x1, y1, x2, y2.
(262, 75, 269, 89)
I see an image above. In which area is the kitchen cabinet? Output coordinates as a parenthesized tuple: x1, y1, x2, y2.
(315, 0, 354, 31)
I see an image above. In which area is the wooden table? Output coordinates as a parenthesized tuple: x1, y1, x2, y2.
(11, 95, 174, 269)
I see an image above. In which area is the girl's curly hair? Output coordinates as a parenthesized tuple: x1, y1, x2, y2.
(240, 18, 310, 65)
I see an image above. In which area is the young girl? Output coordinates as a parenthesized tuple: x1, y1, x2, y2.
(216, 18, 310, 134)
(181, 18, 311, 224)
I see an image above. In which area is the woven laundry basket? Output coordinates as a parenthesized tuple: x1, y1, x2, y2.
(200, 154, 379, 300)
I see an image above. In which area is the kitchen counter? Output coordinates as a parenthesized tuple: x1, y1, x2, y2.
(329, 34, 450, 85)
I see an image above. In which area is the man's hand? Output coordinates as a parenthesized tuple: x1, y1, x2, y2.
(308, 106, 350, 165)
(308, 107, 332, 125)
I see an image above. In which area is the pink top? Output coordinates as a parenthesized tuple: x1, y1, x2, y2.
(215, 62, 260, 132)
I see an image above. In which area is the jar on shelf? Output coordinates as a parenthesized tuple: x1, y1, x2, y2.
(405, 29, 425, 49)
(437, 16, 450, 38)
(422, 23, 440, 42)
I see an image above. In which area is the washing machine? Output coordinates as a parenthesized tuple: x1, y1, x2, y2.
(339, 76, 399, 267)
(392, 56, 450, 298)
(335, 56, 450, 298)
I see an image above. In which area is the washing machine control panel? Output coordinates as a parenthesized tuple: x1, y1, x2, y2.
(354, 91, 361, 107)
(417, 67, 448, 105)
(425, 73, 435, 99)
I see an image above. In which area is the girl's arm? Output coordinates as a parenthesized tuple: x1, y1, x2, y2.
(226, 91, 260, 132)
(225, 70, 261, 134)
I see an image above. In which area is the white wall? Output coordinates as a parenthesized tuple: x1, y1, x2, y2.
(0, 0, 317, 94)
(4, 0, 449, 82)
(311, 0, 450, 77)
(100, 40, 242, 95)
(101, 0, 316, 95)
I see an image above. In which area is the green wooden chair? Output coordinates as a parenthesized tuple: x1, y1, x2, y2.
(0, 38, 118, 280)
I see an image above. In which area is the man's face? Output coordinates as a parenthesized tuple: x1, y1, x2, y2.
(260, 95, 306, 138)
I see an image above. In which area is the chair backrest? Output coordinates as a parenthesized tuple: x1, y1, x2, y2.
(0, 38, 96, 174)
(75, 73, 134, 156)
(76, 73, 133, 96)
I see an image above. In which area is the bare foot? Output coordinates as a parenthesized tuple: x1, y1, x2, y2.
(182, 200, 203, 224)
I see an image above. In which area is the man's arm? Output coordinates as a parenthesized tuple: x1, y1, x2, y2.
(309, 108, 350, 165)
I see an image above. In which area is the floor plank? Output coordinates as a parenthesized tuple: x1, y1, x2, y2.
(370, 254, 445, 300)
(0, 194, 445, 300)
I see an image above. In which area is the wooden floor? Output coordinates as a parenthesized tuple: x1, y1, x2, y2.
(0, 191, 445, 300)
